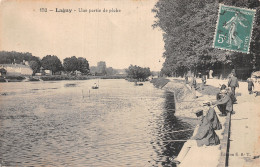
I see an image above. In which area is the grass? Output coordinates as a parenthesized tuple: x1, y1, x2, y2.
(150, 78, 170, 88)
(196, 83, 220, 96)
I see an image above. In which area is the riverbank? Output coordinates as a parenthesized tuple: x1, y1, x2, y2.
(0, 76, 26, 82)
(154, 77, 260, 167)
(151, 77, 227, 166)
(199, 78, 260, 167)
(0, 74, 126, 82)
(150, 77, 170, 88)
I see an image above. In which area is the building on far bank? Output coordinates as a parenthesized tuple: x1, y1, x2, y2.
(0, 64, 33, 76)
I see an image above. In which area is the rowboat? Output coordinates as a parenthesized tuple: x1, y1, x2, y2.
(92, 86, 99, 89)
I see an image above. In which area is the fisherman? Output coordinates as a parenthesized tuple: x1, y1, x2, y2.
(169, 109, 220, 164)
(216, 86, 227, 117)
(213, 89, 233, 116)
(203, 102, 222, 130)
(218, 84, 237, 103)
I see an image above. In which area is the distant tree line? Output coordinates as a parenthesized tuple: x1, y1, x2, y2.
(0, 51, 90, 75)
(152, 0, 260, 79)
(125, 65, 151, 81)
(90, 61, 122, 76)
(0, 51, 40, 64)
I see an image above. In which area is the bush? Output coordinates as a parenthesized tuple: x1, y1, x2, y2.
(5, 76, 25, 80)
(0, 77, 6, 82)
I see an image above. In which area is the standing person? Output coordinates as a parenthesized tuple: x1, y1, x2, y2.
(185, 75, 189, 84)
(209, 70, 213, 79)
(231, 69, 236, 76)
(191, 76, 197, 89)
(228, 73, 239, 96)
(191, 76, 197, 98)
(247, 78, 254, 94)
(201, 75, 206, 90)
(213, 90, 233, 116)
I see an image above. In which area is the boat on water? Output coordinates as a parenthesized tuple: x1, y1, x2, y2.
(92, 82, 99, 89)
(92, 86, 99, 89)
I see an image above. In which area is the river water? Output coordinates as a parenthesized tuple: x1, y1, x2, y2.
(0, 79, 195, 167)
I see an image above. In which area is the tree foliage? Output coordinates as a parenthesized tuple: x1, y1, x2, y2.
(63, 56, 78, 72)
(125, 65, 151, 80)
(153, 0, 260, 79)
(77, 57, 89, 74)
(90, 65, 119, 76)
(0, 51, 40, 64)
(63, 56, 90, 74)
(106, 67, 116, 75)
(41, 55, 63, 74)
(29, 60, 41, 75)
(0, 51, 91, 75)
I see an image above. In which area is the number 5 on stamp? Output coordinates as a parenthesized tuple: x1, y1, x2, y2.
(213, 4, 256, 54)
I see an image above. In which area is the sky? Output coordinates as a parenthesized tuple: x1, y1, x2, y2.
(0, 0, 164, 71)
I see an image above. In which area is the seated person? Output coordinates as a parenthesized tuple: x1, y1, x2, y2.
(213, 89, 233, 116)
(203, 102, 222, 130)
(169, 110, 220, 164)
(92, 83, 98, 88)
(217, 84, 236, 104)
(216, 85, 227, 114)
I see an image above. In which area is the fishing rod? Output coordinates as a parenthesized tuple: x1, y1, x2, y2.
(170, 128, 194, 133)
(88, 139, 188, 148)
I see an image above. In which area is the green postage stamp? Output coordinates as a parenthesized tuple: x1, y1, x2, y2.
(213, 4, 256, 53)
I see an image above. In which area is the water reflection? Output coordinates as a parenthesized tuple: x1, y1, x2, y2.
(151, 91, 195, 167)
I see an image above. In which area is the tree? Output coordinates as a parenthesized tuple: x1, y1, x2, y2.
(63, 56, 89, 74)
(152, 0, 260, 79)
(0, 51, 40, 64)
(0, 68, 7, 76)
(125, 65, 151, 81)
(41, 55, 63, 74)
(63, 56, 78, 72)
(106, 67, 116, 76)
(29, 60, 41, 75)
(77, 57, 89, 74)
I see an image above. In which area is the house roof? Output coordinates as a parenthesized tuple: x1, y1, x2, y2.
(0, 64, 31, 68)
